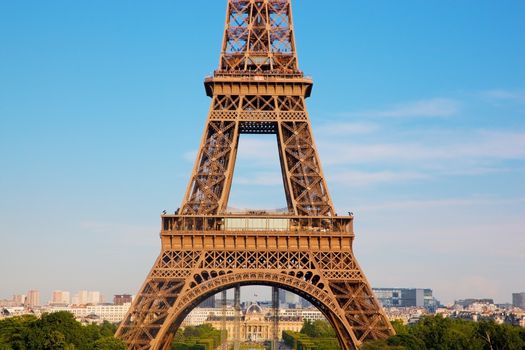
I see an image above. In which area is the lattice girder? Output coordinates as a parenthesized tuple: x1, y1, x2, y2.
(182, 89, 334, 215)
(117, 215, 394, 349)
(182, 120, 238, 215)
(117, 246, 392, 349)
(118, 0, 394, 348)
(220, 0, 297, 74)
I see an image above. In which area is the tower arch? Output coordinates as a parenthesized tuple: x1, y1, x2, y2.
(154, 273, 357, 349)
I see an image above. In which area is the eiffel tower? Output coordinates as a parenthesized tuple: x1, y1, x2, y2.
(116, 1, 394, 349)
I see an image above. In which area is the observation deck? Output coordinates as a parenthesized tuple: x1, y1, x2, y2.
(160, 213, 354, 252)
(204, 69, 313, 98)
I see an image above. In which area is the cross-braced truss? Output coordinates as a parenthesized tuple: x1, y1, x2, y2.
(220, 0, 298, 74)
(117, 215, 393, 349)
(116, 0, 394, 349)
(182, 93, 332, 216)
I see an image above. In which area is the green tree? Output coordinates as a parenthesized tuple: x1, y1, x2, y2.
(0, 311, 127, 349)
(24, 328, 67, 350)
(391, 320, 408, 335)
(99, 321, 118, 337)
(409, 315, 450, 349)
(93, 336, 126, 350)
(361, 316, 525, 350)
(172, 324, 223, 350)
(300, 319, 316, 337)
(360, 340, 405, 350)
(0, 314, 37, 348)
(475, 320, 523, 350)
(34, 312, 83, 349)
(387, 333, 426, 350)
(518, 327, 525, 344)
(300, 319, 335, 338)
(171, 345, 187, 350)
(410, 316, 489, 350)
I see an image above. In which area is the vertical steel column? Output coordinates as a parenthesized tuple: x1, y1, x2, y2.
(221, 290, 228, 350)
(234, 285, 241, 350)
(272, 287, 279, 350)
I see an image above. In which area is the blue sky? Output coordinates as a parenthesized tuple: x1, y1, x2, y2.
(0, 1, 524, 305)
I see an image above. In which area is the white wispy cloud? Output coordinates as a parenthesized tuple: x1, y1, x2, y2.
(344, 98, 460, 118)
(357, 196, 525, 211)
(329, 170, 429, 186)
(183, 138, 277, 164)
(316, 122, 379, 135)
(79, 221, 158, 247)
(183, 127, 525, 187)
(318, 130, 525, 166)
(183, 149, 197, 162)
(182, 95, 525, 189)
(355, 202, 525, 304)
(480, 89, 525, 103)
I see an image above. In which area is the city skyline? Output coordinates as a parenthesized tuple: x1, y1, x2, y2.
(3, 286, 524, 309)
(1, 0, 524, 305)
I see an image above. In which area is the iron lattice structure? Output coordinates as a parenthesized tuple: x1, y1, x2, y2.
(116, 1, 394, 349)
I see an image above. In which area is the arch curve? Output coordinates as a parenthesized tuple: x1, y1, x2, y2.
(156, 271, 356, 350)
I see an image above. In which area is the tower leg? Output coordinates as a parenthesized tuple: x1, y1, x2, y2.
(221, 290, 227, 350)
(272, 287, 279, 350)
(234, 285, 241, 350)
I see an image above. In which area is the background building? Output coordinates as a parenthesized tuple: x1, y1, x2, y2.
(281, 307, 325, 322)
(199, 295, 216, 308)
(88, 291, 102, 304)
(373, 288, 439, 310)
(512, 293, 525, 309)
(207, 303, 303, 342)
(72, 291, 87, 305)
(25, 290, 40, 307)
(114, 294, 132, 306)
(300, 297, 312, 308)
(182, 305, 325, 328)
(13, 294, 26, 306)
(72, 290, 103, 305)
(47, 303, 131, 323)
(279, 289, 300, 307)
(51, 290, 70, 305)
(454, 299, 494, 309)
(182, 307, 236, 327)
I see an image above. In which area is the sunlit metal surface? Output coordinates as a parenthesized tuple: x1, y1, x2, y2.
(116, 1, 394, 349)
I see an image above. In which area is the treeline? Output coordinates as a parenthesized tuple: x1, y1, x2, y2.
(170, 324, 223, 350)
(284, 317, 525, 350)
(0, 311, 125, 349)
(3, 313, 524, 350)
(282, 320, 341, 350)
(362, 316, 525, 350)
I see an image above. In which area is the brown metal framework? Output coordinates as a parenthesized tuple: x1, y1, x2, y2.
(116, 1, 394, 349)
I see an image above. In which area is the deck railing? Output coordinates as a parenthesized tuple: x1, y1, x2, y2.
(161, 214, 353, 235)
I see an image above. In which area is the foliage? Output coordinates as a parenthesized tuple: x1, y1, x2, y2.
(301, 319, 336, 338)
(0, 314, 37, 348)
(284, 330, 340, 350)
(171, 324, 223, 350)
(284, 316, 525, 350)
(0, 312, 125, 350)
(360, 340, 405, 350)
(362, 316, 525, 350)
(474, 320, 524, 350)
(93, 336, 127, 350)
(391, 320, 408, 335)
